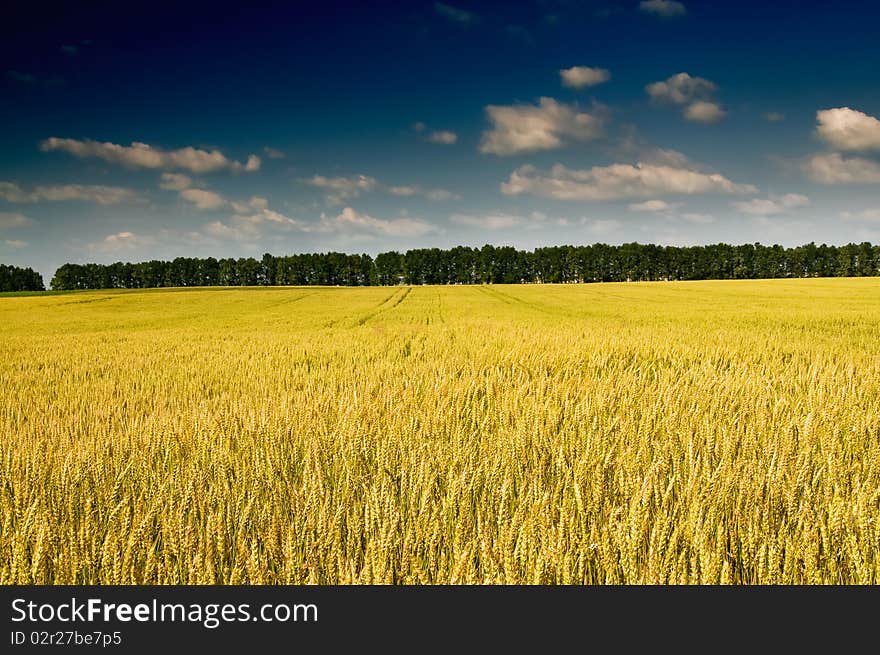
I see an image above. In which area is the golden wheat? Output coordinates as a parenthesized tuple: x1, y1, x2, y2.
(2, 279, 880, 584)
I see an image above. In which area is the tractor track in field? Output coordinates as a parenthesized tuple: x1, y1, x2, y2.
(354, 286, 413, 326)
(436, 290, 446, 325)
(476, 285, 565, 317)
(267, 290, 318, 307)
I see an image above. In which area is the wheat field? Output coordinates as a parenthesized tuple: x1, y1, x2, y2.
(2, 279, 880, 584)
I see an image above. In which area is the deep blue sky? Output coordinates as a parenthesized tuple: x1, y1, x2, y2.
(3, 0, 880, 278)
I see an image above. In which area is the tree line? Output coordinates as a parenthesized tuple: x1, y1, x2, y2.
(48, 242, 880, 290)
(32, 241, 880, 291)
(0, 264, 45, 292)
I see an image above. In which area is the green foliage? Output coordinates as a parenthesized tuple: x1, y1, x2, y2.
(0, 264, 44, 291)
(48, 242, 880, 290)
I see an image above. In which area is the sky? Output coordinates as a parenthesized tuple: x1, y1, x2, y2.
(2, 0, 880, 280)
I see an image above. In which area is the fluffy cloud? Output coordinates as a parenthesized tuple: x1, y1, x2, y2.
(304, 174, 378, 204)
(263, 146, 286, 159)
(388, 185, 419, 197)
(732, 193, 810, 215)
(0, 212, 31, 229)
(4, 239, 27, 249)
(230, 197, 269, 215)
(587, 219, 622, 236)
(628, 200, 715, 223)
(320, 207, 436, 237)
(40, 138, 261, 173)
(684, 101, 726, 124)
(414, 123, 459, 145)
(646, 73, 724, 124)
(388, 185, 459, 201)
(450, 213, 522, 229)
(639, 0, 686, 16)
(560, 66, 611, 89)
(163, 176, 265, 214)
(501, 160, 755, 200)
(427, 130, 458, 145)
(840, 208, 880, 222)
(159, 173, 193, 190)
(204, 203, 434, 241)
(425, 189, 460, 201)
(480, 97, 604, 155)
(180, 188, 228, 210)
(0, 181, 140, 204)
(434, 2, 478, 25)
(815, 107, 880, 152)
(804, 153, 880, 184)
(92, 231, 156, 252)
(206, 207, 303, 241)
(628, 199, 674, 212)
(646, 73, 716, 105)
(307, 175, 458, 202)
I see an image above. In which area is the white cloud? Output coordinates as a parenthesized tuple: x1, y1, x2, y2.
(434, 2, 478, 25)
(804, 152, 880, 184)
(92, 231, 156, 252)
(169, 180, 266, 214)
(232, 196, 268, 213)
(263, 146, 286, 159)
(304, 174, 378, 204)
(638, 147, 693, 168)
(389, 186, 460, 200)
(323, 180, 459, 201)
(560, 66, 610, 89)
(204, 221, 246, 240)
(0, 181, 140, 204)
(0, 212, 31, 229)
(321, 207, 436, 237)
(628, 199, 715, 223)
(450, 213, 522, 229)
(388, 185, 419, 197)
(732, 193, 810, 215)
(414, 122, 457, 144)
(204, 204, 435, 241)
(587, 219, 622, 236)
(40, 138, 261, 173)
(501, 160, 755, 200)
(425, 189, 461, 201)
(646, 73, 724, 124)
(243, 155, 261, 172)
(206, 207, 303, 241)
(159, 173, 192, 190)
(840, 208, 880, 222)
(29, 185, 140, 205)
(628, 199, 674, 212)
(4, 239, 27, 248)
(0, 183, 33, 203)
(684, 101, 726, 124)
(815, 107, 880, 152)
(427, 130, 458, 144)
(639, 0, 686, 16)
(480, 97, 604, 155)
(180, 188, 228, 210)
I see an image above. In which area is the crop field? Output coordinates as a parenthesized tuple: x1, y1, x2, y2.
(2, 279, 880, 584)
